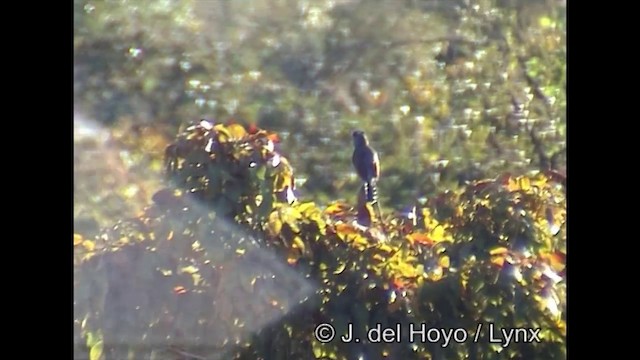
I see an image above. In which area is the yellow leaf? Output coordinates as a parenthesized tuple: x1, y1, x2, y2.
(531, 174, 548, 189)
(325, 202, 349, 216)
(430, 225, 451, 243)
(74, 234, 83, 246)
(267, 211, 282, 237)
(227, 124, 247, 139)
(351, 235, 370, 250)
(539, 16, 554, 28)
(438, 255, 450, 269)
(506, 176, 519, 192)
(430, 267, 444, 281)
(519, 177, 531, 191)
(373, 254, 386, 262)
(82, 240, 95, 251)
(490, 256, 505, 267)
(489, 247, 509, 256)
(333, 262, 347, 275)
(312, 340, 325, 358)
(274, 173, 291, 192)
(397, 263, 419, 278)
(296, 202, 316, 215)
(214, 124, 231, 142)
(490, 247, 508, 267)
(281, 206, 302, 221)
(180, 266, 199, 274)
(292, 236, 306, 253)
(89, 340, 103, 360)
(378, 244, 395, 253)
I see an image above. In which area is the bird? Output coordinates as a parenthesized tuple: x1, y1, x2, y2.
(352, 130, 380, 203)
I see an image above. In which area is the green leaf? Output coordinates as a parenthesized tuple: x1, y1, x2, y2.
(89, 340, 103, 360)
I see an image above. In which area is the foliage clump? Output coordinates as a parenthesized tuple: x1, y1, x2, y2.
(75, 122, 565, 360)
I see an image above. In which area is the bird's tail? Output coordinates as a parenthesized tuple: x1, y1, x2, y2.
(364, 179, 378, 203)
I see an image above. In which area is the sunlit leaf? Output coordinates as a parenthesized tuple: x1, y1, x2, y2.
(396, 263, 419, 278)
(214, 124, 231, 142)
(89, 340, 103, 360)
(505, 176, 519, 192)
(540, 251, 566, 272)
(180, 265, 199, 274)
(82, 240, 95, 251)
(86, 330, 101, 348)
(531, 174, 549, 189)
(324, 202, 349, 217)
(406, 232, 432, 246)
(296, 202, 316, 215)
(292, 236, 306, 253)
(312, 339, 325, 358)
(490, 247, 509, 256)
(491, 256, 506, 267)
(74, 234, 83, 246)
(539, 16, 554, 28)
(227, 124, 247, 139)
(429, 225, 451, 243)
(351, 234, 370, 248)
(333, 262, 347, 275)
(519, 177, 531, 191)
(373, 254, 386, 262)
(268, 211, 283, 237)
(335, 223, 358, 240)
(438, 255, 450, 268)
(430, 267, 444, 281)
(378, 244, 395, 253)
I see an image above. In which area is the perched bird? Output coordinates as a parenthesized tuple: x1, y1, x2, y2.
(352, 130, 380, 203)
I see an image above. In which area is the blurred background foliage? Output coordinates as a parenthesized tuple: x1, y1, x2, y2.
(74, 0, 566, 359)
(74, 0, 565, 225)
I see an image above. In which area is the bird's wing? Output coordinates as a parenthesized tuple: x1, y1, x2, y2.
(371, 151, 380, 179)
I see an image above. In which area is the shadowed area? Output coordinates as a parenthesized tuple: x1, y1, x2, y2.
(74, 114, 316, 359)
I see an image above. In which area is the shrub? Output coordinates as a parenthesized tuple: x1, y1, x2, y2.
(74, 121, 566, 360)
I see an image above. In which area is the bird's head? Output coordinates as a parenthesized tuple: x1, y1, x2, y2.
(352, 130, 368, 146)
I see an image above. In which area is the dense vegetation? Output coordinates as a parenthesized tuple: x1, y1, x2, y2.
(75, 121, 565, 359)
(74, 0, 566, 359)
